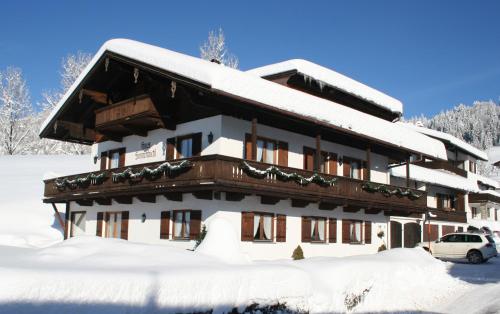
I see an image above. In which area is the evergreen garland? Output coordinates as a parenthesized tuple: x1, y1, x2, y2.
(55, 172, 107, 190)
(241, 161, 337, 187)
(361, 182, 422, 200)
(112, 160, 192, 183)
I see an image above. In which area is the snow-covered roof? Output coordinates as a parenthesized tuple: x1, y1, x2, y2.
(246, 59, 403, 115)
(486, 146, 500, 165)
(401, 123, 488, 161)
(477, 189, 500, 199)
(468, 172, 500, 189)
(390, 165, 479, 192)
(40, 39, 447, 160)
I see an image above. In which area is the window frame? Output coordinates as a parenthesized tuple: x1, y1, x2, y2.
(105, 211, 122, 239)
(349, 220, 363, 244)
(172, 210, 192, 240)
(70, 211, 87, 237)
(310, 216, 327, 243)
(303, 146, 337, 174)
(176, 134, 194, 159)
(252, 211, 275, 242)
(255, 136, 277, 165)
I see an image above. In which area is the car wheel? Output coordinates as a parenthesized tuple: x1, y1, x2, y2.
(467, 250, 483, 264)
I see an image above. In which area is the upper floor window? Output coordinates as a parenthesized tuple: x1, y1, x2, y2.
(166, 133, 202, 160)
(244, 134, 288, 167)
(100, 148, 126, 170)
(256, 138, 276, 164)
(343, 156, 366, 180)
(303, 146, 337, 174)
(469, 161, 477, 174)
(437, 193, 456, 210)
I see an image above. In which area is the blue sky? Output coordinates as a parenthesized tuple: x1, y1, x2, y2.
(1, 1, 499, 118)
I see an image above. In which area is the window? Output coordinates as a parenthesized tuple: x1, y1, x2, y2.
(469, 161, 477, 174)
(350, 160, 360, 179)
(178, 137, 193, 158)
(70, 211, 86, 237)
(110, 151, 120, 168)
(442, 234, 465, 242)
(472, 207, 479, 218)
(342, 157, 366, 179)
(173, 210, 191, 239)
(166, 133, 202, 160)
(253, 213, 273, 241)
(100, 148, 126, 170)
(105, 212, 122, 238)
(466, 235, 482, 243)
(311, 217, 326, 242)
(437, 194, 456, 210)
(303, 146, 337, 174)
(256, 138, 276, 164)
(349, 221, 362, 243)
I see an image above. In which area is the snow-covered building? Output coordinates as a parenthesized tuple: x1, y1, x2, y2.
(40, 39, 452, 259)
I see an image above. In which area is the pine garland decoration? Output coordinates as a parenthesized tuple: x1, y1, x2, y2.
(55, 172, 107, 190)
(241, 161, 337, 187)
(361, 182, 422, 200)
(112, 160, 192, 183)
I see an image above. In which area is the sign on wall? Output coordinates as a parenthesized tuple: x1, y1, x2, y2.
(135, 141, 157, 160)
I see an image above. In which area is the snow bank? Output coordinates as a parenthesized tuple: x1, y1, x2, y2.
(195, 217, 250, 264)
(391, 164, 479, 192)
(247, 59, 404, 115)
(0, 237, 468, 313)
(40, 39, 447, 160)
(0, 155, 90, 248)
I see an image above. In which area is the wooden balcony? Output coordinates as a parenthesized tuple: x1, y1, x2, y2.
(44, 155, 427, 213)
(414, 160, 467, 177)
(94, 94, 164, 138)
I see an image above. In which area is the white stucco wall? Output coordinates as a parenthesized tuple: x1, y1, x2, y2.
(70, 193, 388, 260)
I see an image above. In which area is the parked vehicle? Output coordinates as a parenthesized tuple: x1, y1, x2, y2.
(418, 232, 498, 264)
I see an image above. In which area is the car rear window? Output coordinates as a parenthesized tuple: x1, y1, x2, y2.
(466, 235, 483, 243)
(485, 235, 495, 244)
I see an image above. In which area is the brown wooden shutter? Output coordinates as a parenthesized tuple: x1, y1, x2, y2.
(166, 137, 176, 160)
(244, 134, 253, 160)
(100, 152, 108, 170)
(329, 218, 337, 243)
(436, 194, 443, 210)
(362, 161, 368, 181)
(424, 224, 439, 241)
(96, 212, 104, 237)
(342, 219, 351, 243)
(120, 211, 129, 240)
(364, 221, 372, 244)
(189, 210, 202, 240)
(241, 211, 254, 241)
(278, 141, 288, 167)
(192, 133, 202, 157)
(160, 211, 170, 239)
(276, 214, 286, 242)
(301, 216, 311, 242)
(343, 158, 351, 177)
(328, 153, 338, 175)
(118, 148, 126, 168)
(303, 147, 315, 171)
(456, 193, 464, 211)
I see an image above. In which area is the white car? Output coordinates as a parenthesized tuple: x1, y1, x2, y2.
(418, 232, 498, 264)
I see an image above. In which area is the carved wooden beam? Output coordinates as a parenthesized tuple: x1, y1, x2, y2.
(122, 123, 148, 137)
(291, 199, 312, 208)
(81, 89, 109, 104)
(94, 198, 112, 205)
(192, 190, 213, 200)
(114, 196, 132, 204)
(137, 194, 156, 203)
(164, 192, 182, 202)
(75, 199, 93, 206)
(225, 192, 247, 202)
(259, 195, 281, 205)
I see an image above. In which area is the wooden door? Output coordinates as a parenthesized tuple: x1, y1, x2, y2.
(390, 221, 402, 249)
(403, 222, 421, 248)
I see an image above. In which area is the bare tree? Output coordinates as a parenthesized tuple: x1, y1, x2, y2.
(200, 28, 239, 69)
(0, 67, 33, 155)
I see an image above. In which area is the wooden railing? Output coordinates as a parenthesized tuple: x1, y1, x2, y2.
(44, 155, 427, 210)
(94, 94, 160, 127)
(414, 160, 467, 177)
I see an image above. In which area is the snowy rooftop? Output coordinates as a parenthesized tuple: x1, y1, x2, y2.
(486, 146, 500, 165)
(246, 59, 403, 115)
(476, 189, 500, 198)
(391, 164, 479, 192)
(40, 39, 447, 160)
(401, 123, 488, 161)
(468, 172, 500, 189)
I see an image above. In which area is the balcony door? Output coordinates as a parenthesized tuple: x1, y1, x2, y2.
(105, 212, 122, 238)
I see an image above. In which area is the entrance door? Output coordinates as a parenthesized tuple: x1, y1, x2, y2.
(404, 223, 421, 248)
(70, 211, 86, 237)
(390, 221, 402, 248)
(105, 212, 122, 238)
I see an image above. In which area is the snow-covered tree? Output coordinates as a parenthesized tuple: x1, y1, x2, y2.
(0, 67, 33, 155)
(34, 52, 92, 155)
(200, 28, 239, 68)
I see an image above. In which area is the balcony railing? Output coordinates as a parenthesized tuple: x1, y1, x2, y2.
(414, 160, 467, 177)
(44, 155, 427, 212)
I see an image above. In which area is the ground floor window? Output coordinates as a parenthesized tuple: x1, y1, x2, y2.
(311, 217, 326, 242)
(342, 219, 371, 244)
(253, 213, 273, 241)
(105, 212, 122, 238)
(173, 210, 191, 239)
(70, 211, 86, 237)
(349, 220, 362, 243)
(241, 212, 285, 242)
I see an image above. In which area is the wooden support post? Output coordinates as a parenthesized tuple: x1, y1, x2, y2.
(51, 203, 65, 231)
(315, 134, 321, 171)
(406, 156, 411, 188)
(64, 202, 70, 240)
(251, 118, 257, 161)
(366, 146, 371, 181)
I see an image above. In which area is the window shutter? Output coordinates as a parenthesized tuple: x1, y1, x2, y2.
(362, 161, 368, 180)
(328, 153, 338, 175)
(166, 137, 176, 160)
(118, 148, 126, 168)
(244, 134, 253, 160)
(364, 221, 372, 244)
(96, 212, 104, 236)
(436, 194, 443, 210)
(329, 218, 337, 243)
(342, 219, 351, 243)
(100, 152, 108, 170)
(192, 133, 202, 157)
(343, 158, 351, 177)
(189, 210, 202, 240)
(301, 216, 311, 242)
(303, 147, 315, 171)
(241, 212, 254, 241)
(160, 211, 170, 239)
(456, 193, 464, 211)
(120, 211, 129, 240)
(276, 214, 286, 242)
(278, 141, 289, 167)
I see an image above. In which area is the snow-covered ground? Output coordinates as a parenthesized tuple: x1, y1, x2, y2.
(0, 155, 499, 314)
